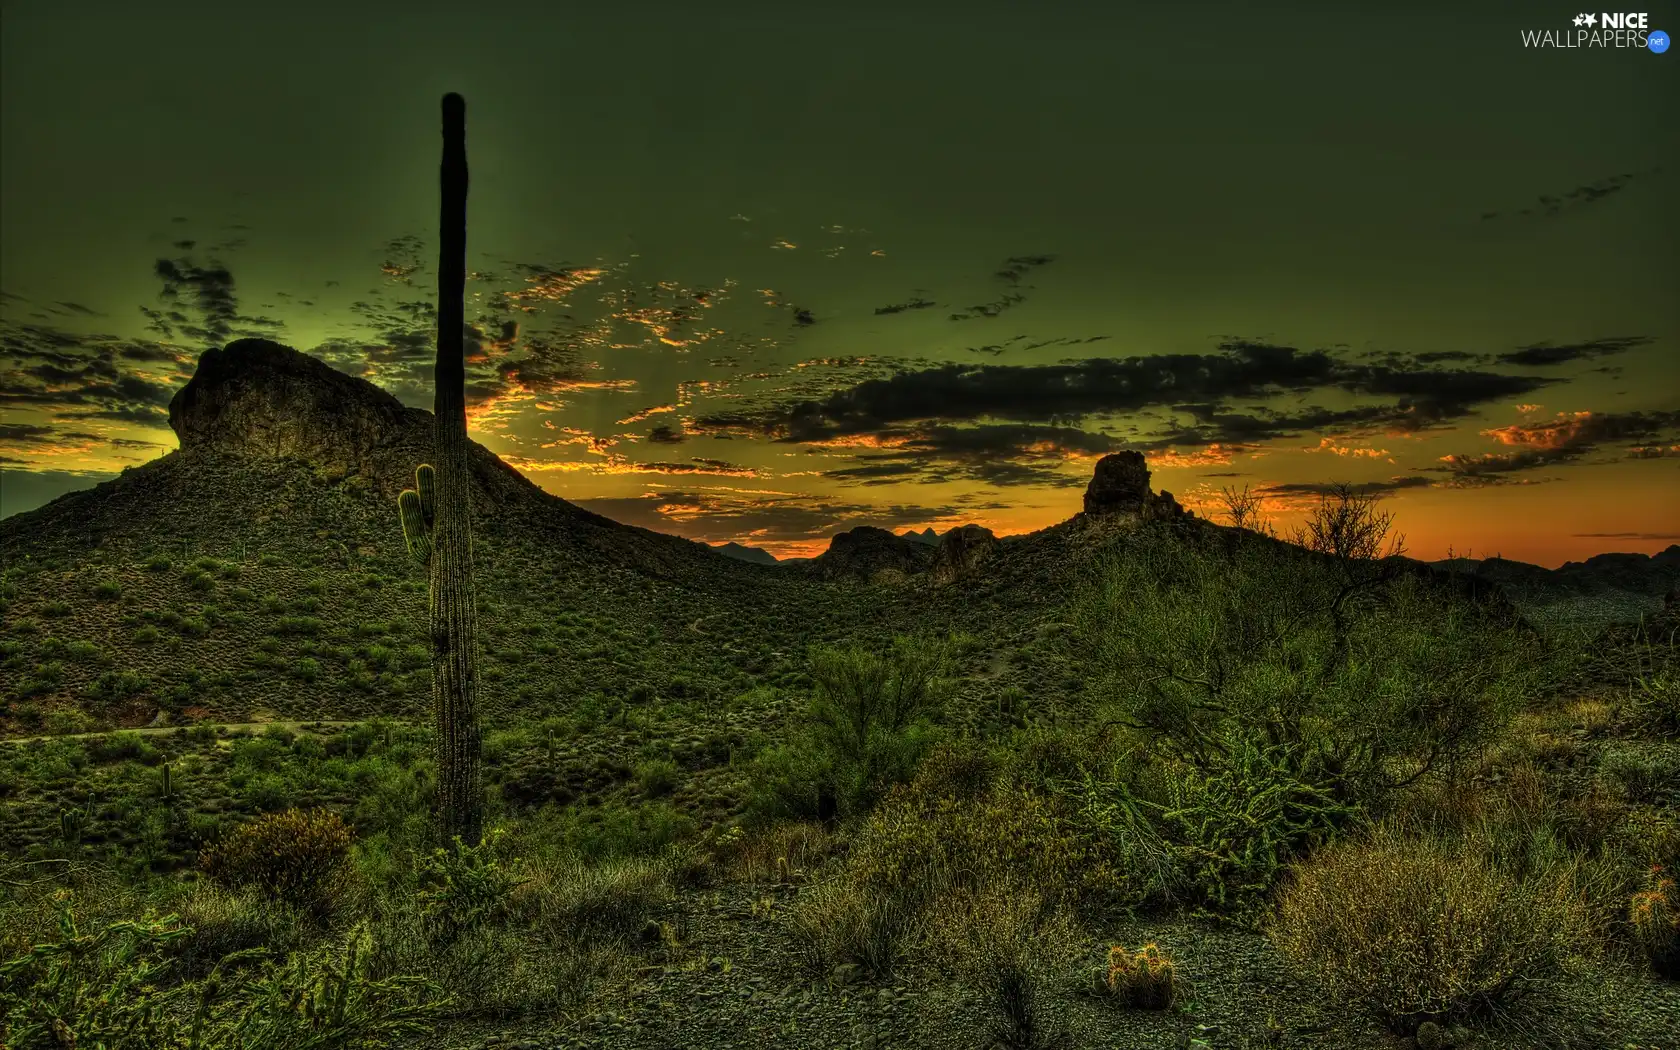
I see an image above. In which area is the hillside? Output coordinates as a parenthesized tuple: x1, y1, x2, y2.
(0, 340, 908, 737)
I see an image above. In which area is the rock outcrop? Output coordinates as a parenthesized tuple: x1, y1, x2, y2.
(806, 525, 938, 582)
(1082, 451, 1187, 520)
(931, 524, 998, 583)
(169, 338, 425, 480)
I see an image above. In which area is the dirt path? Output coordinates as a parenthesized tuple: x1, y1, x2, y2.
(0, 719, 374, 746)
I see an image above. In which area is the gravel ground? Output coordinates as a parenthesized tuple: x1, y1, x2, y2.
(395, 884, 1680, 1050)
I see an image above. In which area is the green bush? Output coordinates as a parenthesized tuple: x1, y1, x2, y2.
(747, 635, 951, 822)
(199, 807, 354, 911)
(635, 758, 680, 797)
(1156, 729, 1355, 915)
(85, 731, 160, 765)
(1064, 527, 1536, 806)
(412, 837, 527, 945)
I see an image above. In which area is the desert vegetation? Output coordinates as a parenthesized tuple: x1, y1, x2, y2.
(4, 479, 1679, 1050)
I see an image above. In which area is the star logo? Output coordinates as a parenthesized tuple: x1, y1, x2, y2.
(1584, 12, 1598, 26)
(1573, 13, 1586, 25)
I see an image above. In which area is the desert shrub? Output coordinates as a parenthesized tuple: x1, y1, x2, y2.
(1626, 634, 1680, 733)
(1630, 867, 1680, 977)
(1066, 526, 1536, 807)
(544, 800, 694, 861)
(92, 579, 123, 600)
(634, 757, 680, 797)
(1060, 753, 1187, 909)
(411, 836, 527, 945)
(1600, 746, 1680, 805)
(1270, 825, 1594, 1031)
(849, 776, 1119, 912)
(786, 880, 917, 979)
(721, 820, 836, 885)
(1100, 943, 1177, 1009)
(84, 731, 160, 765)
(926, 882, 1083, 1049)
(747, 634, 952, 822)
(509, 853, 673, 944)
(166, 882, 306, 979)
(219, 923, 445, 1045)
(0, 892, 209, 1049)
(199, 807, 353, 911)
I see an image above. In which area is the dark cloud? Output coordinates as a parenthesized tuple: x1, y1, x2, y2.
(0, 423, 58, 444)
(380, 234, 426, 283)
(1573, 531, 1680, 541)
(947, 255, 1054, 321)
(1480, 167, 1657, 221)
(0, 421, 165, 450)
(150, 255, 284, 347)
(816, 422, 1119, 489)
(647, 424, 685, 444)
(1262, 476, 1434, 497)
(695, 340, 1555, 447)
(494, 335, 592, 394)
(0, 313, 186, 426)
(874, 297, 937, 316)
(1497, 336, 1652, 367)
(1433, 409, 1680, 478)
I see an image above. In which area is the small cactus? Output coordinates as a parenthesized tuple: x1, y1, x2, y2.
(397, 464, 436, 564)
(1102, 942, 1176, 1009)
(160, 761, 173, 799)
(1630, 867, 1680, 977)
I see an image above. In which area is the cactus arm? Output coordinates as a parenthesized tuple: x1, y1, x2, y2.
(398, 488, 434, 564)
(416, 463, 437, 527)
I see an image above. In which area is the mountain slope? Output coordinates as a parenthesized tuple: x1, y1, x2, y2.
(0, 340, 901, 733)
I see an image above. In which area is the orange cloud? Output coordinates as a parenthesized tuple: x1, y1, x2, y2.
(1481, 410, 1593, 449)
(618, 404, 675, 425)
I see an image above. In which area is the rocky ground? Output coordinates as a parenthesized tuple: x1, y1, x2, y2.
(403, 883, 1680, 1050)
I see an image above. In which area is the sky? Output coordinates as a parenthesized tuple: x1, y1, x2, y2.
(1, 2, 1676, 565)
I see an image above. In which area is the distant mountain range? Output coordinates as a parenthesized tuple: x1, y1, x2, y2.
(1431, 548, 1680, 627)
(711, 527, 943, 566)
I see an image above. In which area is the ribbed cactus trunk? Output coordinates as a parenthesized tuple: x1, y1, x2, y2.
(431, 91, 483, 850)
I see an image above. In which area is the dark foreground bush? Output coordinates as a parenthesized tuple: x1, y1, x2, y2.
(0, 890, 443, 1049)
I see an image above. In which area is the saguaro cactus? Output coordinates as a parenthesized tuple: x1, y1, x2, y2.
(426, 91, 484, 850)
(397, 464, 437, 564)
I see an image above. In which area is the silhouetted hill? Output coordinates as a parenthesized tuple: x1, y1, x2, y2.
(1432, 546, 1680, 626)
(710, 542, 779, 566)
(900, 527, 940, 546)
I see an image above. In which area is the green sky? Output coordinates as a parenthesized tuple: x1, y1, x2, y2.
(2, 1, 1676, 564)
